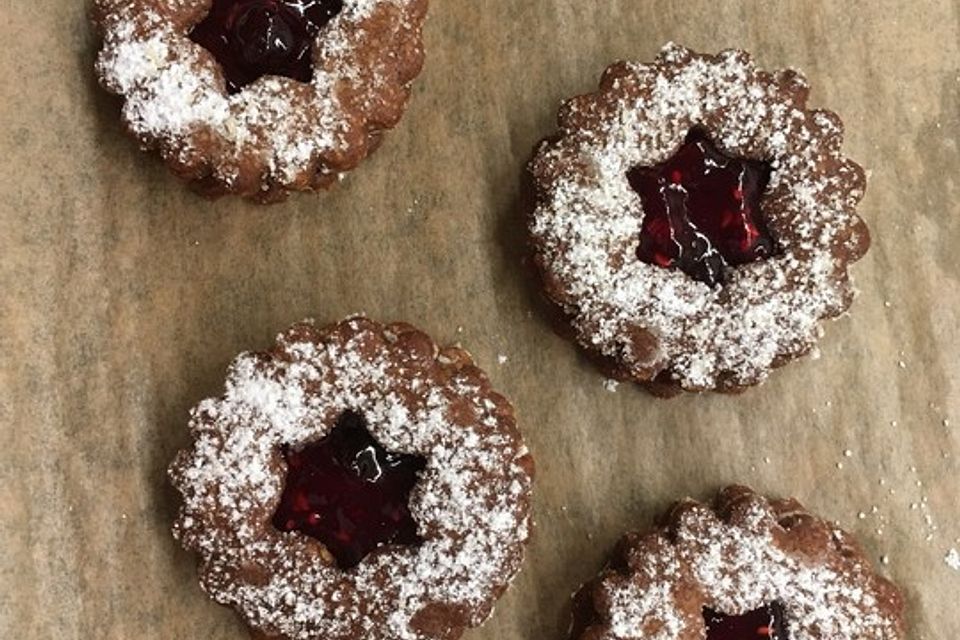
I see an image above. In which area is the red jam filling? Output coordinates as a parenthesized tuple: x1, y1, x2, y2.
(627, 128, 778, 287)
(272, 410, 426, 570)
(704, 603, 789, 640)
(189, 0, 343, 94)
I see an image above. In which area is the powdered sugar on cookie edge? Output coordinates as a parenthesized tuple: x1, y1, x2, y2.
(95, 0, 421, 191)
(530, 43, 869, 391)
(583, 492, 903, 640)
(169, 318, 533, 640)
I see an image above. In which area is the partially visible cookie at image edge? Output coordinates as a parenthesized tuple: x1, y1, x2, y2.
(570, 486, 905, 640)
(92, 0, 428, 202)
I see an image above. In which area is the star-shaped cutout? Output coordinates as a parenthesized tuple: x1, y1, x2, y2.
(272, 410, 426, 570)
(704, 603, 789, 640)
(189, 0, 344, 94)
(627, 127, 778, 287)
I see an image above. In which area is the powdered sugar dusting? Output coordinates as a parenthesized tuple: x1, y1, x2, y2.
(170, 318, 532, 640)
(947, 548, 960, 572)
(530, 44, 868, 391)
(585, 492, 903, 639)
(95, 0, 421, 190)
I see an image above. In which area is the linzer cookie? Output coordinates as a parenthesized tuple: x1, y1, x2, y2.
(169, 317, 534, 640)
(528, 44, 870, 395)
(570, 486, 905, 640)
(92, 0, 427, 202)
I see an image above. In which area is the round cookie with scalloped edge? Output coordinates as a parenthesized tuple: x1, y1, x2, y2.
(169, 316, 534, 640)
(569, 486, 905, 640)
(528, 43, 870, 395)
(93, 0, 427, 202)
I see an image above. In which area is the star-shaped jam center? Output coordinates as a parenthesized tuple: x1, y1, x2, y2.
(272, 410, 426, 570)
(189, 0, 344, 94)
(704, 603, 789, 640)
(627, 127, 779, 287)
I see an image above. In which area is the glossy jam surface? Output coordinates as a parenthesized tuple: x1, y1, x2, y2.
(704, 603, 789, 640)
(189, 0, 344, 94)
(272, 411, 426, 570)
(627, 128, 778, 287)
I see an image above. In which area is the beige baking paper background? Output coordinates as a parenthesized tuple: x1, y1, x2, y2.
(2, 0, 960, 638)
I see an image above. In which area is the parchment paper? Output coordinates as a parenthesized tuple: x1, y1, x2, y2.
(2, 1, 959, 638)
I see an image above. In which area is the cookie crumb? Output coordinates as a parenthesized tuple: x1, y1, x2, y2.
(603, 379, 620, 393)
(946, 549, 960, 572)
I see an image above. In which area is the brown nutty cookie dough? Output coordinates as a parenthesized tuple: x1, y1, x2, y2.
(93, 0, 427, 202)
(570, 486, 905, 640)
(169, 317, 534, 640)
(528, 44, 870, 396)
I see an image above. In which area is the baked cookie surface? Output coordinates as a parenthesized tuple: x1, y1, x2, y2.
(93, 0, 427, 201)
(570, 486, 905, 640)
(169, 317, 534, 640)
(529, 44, 870, 395)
